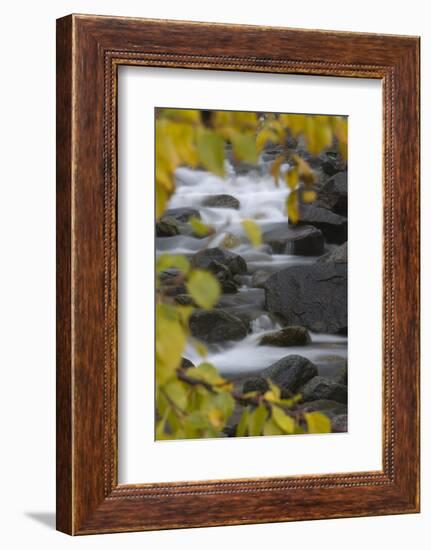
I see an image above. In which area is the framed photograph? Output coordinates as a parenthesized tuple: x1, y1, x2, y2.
(56, 14, 420, 535)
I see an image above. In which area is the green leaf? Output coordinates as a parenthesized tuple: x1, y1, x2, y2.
(156, 254, 190, 274)
(241, 219, 262, 247)
(187, 362, 226, 386)
(286, 190, 299, 224)
(304, 412, 331, 434)
(156, 304, 186, 383)
(263, 418, 283, 436)
(186, 269, 221, 309)
(196, 129, 225, 176)
(164, 379, 188, 411)
(231, 133, 258, 163)
(272, 406, 296, 434)
(236, 409, 249, 437)
(248, 404, 268, 436)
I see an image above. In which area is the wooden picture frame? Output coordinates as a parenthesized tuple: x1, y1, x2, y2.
(56, 14, 420, 535)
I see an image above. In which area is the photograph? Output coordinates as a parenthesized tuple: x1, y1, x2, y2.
(155, 108, 348, 440)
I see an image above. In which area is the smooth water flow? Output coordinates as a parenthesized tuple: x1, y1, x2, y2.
(159, 159, 347, 378)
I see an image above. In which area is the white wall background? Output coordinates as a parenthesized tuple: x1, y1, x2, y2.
(0, 1, 427, 548)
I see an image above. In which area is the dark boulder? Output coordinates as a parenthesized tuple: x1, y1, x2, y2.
(181, 357, 195, 369)
(163, 207, 201, 223)
(263, 223, 324, 255)
(174, 294, 195, 306)
(261, 354, 318, 396)
(155, 218, 180, 237)
(296, 204, 347, 244)
(301, 376, 347, 404)
(158, 269, 186, 297)
(297, 399, 347, 418)
(189, 309, 248, 343)
(202, 194, 240, 210)
(320, 151, 346, 177)
(242, 377, 270, 395)
(316, 171, 348, 216)
(259, 326, 311, 347)
(191, 247, 247, 275)
(264, 263, 347, 334)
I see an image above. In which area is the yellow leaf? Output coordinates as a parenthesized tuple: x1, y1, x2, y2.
(305, 412, 331, 434)
(186, 270, 221, 310)
(292, 154, 316, 185)
(189, 216, 213, 237)
(285, 167, 299, 190)
(256, 128, 278, 153)
(156, 304, 186, 383)
(302, 190, 317, 203)
(231, 133, 258, 163)
(196, 129, 225, 176)
(286, 190, 299, 224)
(156, 254, 190, 274)
(272, 405, 295, 434)
(241, 219, 262, 247)
(270, 155, 285, 185)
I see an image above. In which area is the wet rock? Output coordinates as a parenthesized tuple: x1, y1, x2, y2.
(192, 247, 247, 275)
(164, 207, 201, 223)
(316, 171, 348, 216)
(261, 354, 318, 396)
(174, 294, 195, 306)
(252, 270, 271, 289)
(259, 326, 311, 347)
(264, 262, 347, 334)
(301, 376, 347, 404)
(155, 218, 180, 237)
(320, 151, 347, 177)
(189, 309, 249, 343)
(158, 269, 186, 296)
(202, 194, 240, 209)
(335, 365, 348, 386)
(262, 223, 324, 255)
(331, 414, 348, 432)
(317, 241, 348, 264)
(181, 357, 195, 369)
(297, 399, 347, 418)
(296, 204, 347, 244)
(242, 377, 270, 394)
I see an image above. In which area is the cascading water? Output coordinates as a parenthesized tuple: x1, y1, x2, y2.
(157, 157, 347, 379)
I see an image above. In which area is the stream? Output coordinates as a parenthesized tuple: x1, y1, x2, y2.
(157, 159, 347, 380)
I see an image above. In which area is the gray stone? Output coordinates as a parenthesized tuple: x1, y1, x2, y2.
(202, 194, 240, 209)
(189, 309, 248, 343)
(191, 247, 247, 275)
(316, 171, 348, 216)
(252, 270, 271, 289)
(262, 223, 324, 255)
(259, 326, 311, 347)
(331, 414, 348, 432)
(155, 218, 180, 237)
(318, 242, 348, 264)
(296, 204, 347, 244)
(264, 263, 347, 334)
(261, 355, 318, 395)
(164, 207, 201, 223)
(301, 376, 347, 404)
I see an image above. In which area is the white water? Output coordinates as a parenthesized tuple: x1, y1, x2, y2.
(160, 159, 347, 378)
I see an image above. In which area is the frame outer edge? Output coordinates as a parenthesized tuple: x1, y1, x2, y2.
(56, 14, 74, 535)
